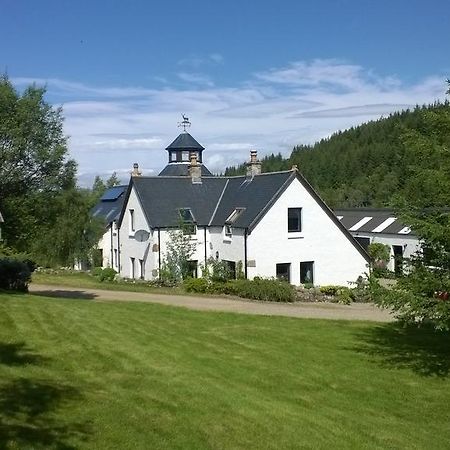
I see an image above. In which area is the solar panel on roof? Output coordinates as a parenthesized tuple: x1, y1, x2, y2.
(100, 186, 126, 201)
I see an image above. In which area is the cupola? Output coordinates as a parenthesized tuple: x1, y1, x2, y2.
(158, 115, 213, 176)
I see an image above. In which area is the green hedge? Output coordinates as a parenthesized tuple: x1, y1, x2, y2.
(183, 277, 296, 302)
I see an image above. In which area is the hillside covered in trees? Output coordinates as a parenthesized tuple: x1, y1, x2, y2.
(225, 102, 450, 209)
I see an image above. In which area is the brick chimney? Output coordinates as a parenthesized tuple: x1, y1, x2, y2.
(246, 150, 262, 178)
(131, 163, 142, 177)
(188, 152, 202, 184)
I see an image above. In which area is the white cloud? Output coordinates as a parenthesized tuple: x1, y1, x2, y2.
(13, 59, 447, 186)
(177, 72, 215, 87)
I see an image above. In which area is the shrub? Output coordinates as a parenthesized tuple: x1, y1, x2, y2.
(0, 258, 32, 292)
(225, 278, 296, 302)
(91, 267, 117, 282)
(183, 277, 209, 293)
(91, 267, 103, 278)
(320, 285, 353, 304)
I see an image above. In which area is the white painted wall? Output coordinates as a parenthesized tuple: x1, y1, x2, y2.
(351, 232, 420, 271)
(246, 178, 369, 286)
(118, 187, 156, 279)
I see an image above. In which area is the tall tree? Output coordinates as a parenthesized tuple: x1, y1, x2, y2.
(0, 76, 102, 266)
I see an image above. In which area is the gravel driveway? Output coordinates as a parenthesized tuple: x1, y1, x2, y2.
(29, 283, 394, 322)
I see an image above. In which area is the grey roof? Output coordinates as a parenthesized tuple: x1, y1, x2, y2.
(92, 185, 127, 225)
(209, 172, 294, 228)
(129, 176, 227, 227)
(334, 208, 415, 236)
(120, 173, 295, 230)
(158, 163, 213, 177)
(165, 133, 205, 151)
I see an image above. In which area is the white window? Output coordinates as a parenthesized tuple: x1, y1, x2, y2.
(129, 209, 135, 232)
(178, 208, 196, 235)
(226, 208, 245, 223)
(288, 208, 302, 232)
(224, 224, 232, 238)
(139, 259, 144, 279)
(300, 261, 314, 285)
(130, 257, 135, 278)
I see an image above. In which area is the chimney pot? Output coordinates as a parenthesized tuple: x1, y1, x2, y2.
(188, 153, 202, 183)
(131, 162, 142, 177)
(246, 149, 262, 178)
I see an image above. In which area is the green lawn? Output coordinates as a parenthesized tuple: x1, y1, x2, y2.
(32, 270, 183, 295)
(1, 293, 449, 449)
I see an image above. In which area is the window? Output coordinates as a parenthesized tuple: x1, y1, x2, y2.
(182, 150, 190, 161)
(130, 257, 135, 279)
(288, 208, 302, 232)
(179, 208, 196, 235)
(224, 224, 232, 238)
(226, 208, 245, 224)
(129, 209, 135, 232)
(392, 245, 403, 276)
(139, 259, 144, 279)
(355, 236, 370, 251)
(187, 260, 198, 278)
(114, 249, 118, 268)
(224, 260, 236, 279)
(300, 261, 314, 285)
(276, 263, 291, 282)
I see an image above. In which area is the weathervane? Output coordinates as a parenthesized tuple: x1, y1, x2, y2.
(178, 114, 191, 132)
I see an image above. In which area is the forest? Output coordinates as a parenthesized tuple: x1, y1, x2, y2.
(225, 102, 450, 209)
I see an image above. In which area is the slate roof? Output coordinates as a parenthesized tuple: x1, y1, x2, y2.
(92, 185, 127, 224)
(209, 172, 294, 228)
(158, 163, 213, 177)
(165, 133, 205, 151)
(334, 208, 415, 236)
(129, 176, 227, 228)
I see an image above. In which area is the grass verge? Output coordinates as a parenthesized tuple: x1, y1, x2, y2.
(1, 292, 449, 449)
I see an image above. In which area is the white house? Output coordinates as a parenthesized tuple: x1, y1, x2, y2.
(334, 209, 421, 274)
(91, 185, 127, 268)
(93, 130, 370, 286)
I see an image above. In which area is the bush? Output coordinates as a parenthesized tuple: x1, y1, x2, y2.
(320, 285, 353, 304)
(183, 277, 209, 293)
(91, 267, 103, 278)
(225, 278, 296, 302)
(0, 258, 32, 292)
(183, 276, 296, 302)
(91, 267, 117, 282)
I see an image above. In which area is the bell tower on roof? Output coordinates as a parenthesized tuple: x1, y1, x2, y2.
(158, 116, 213, 176)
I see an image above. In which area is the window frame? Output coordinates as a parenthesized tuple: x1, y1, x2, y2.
(129, 209, 135, 232)
(288, 208, 302, 233)
(276, 263, 291, 282)
(300, 261, 314, 285)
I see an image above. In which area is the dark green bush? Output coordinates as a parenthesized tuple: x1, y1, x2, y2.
(91, 267, 117, 282)
(183, 277, 209, 293)
(225, 278, 296, 302)
(0, 258, 32, 292)
(91, 267, 103, 278)
(183, 277, 295, 302)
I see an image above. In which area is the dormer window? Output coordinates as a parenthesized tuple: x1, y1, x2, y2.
(226, 208, 245, 224)
(178, 208, 196, 235)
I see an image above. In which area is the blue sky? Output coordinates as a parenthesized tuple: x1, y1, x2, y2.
(2, 0, 449, 184)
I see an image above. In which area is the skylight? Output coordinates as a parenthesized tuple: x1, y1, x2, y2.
(226, 208, 245, 224)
